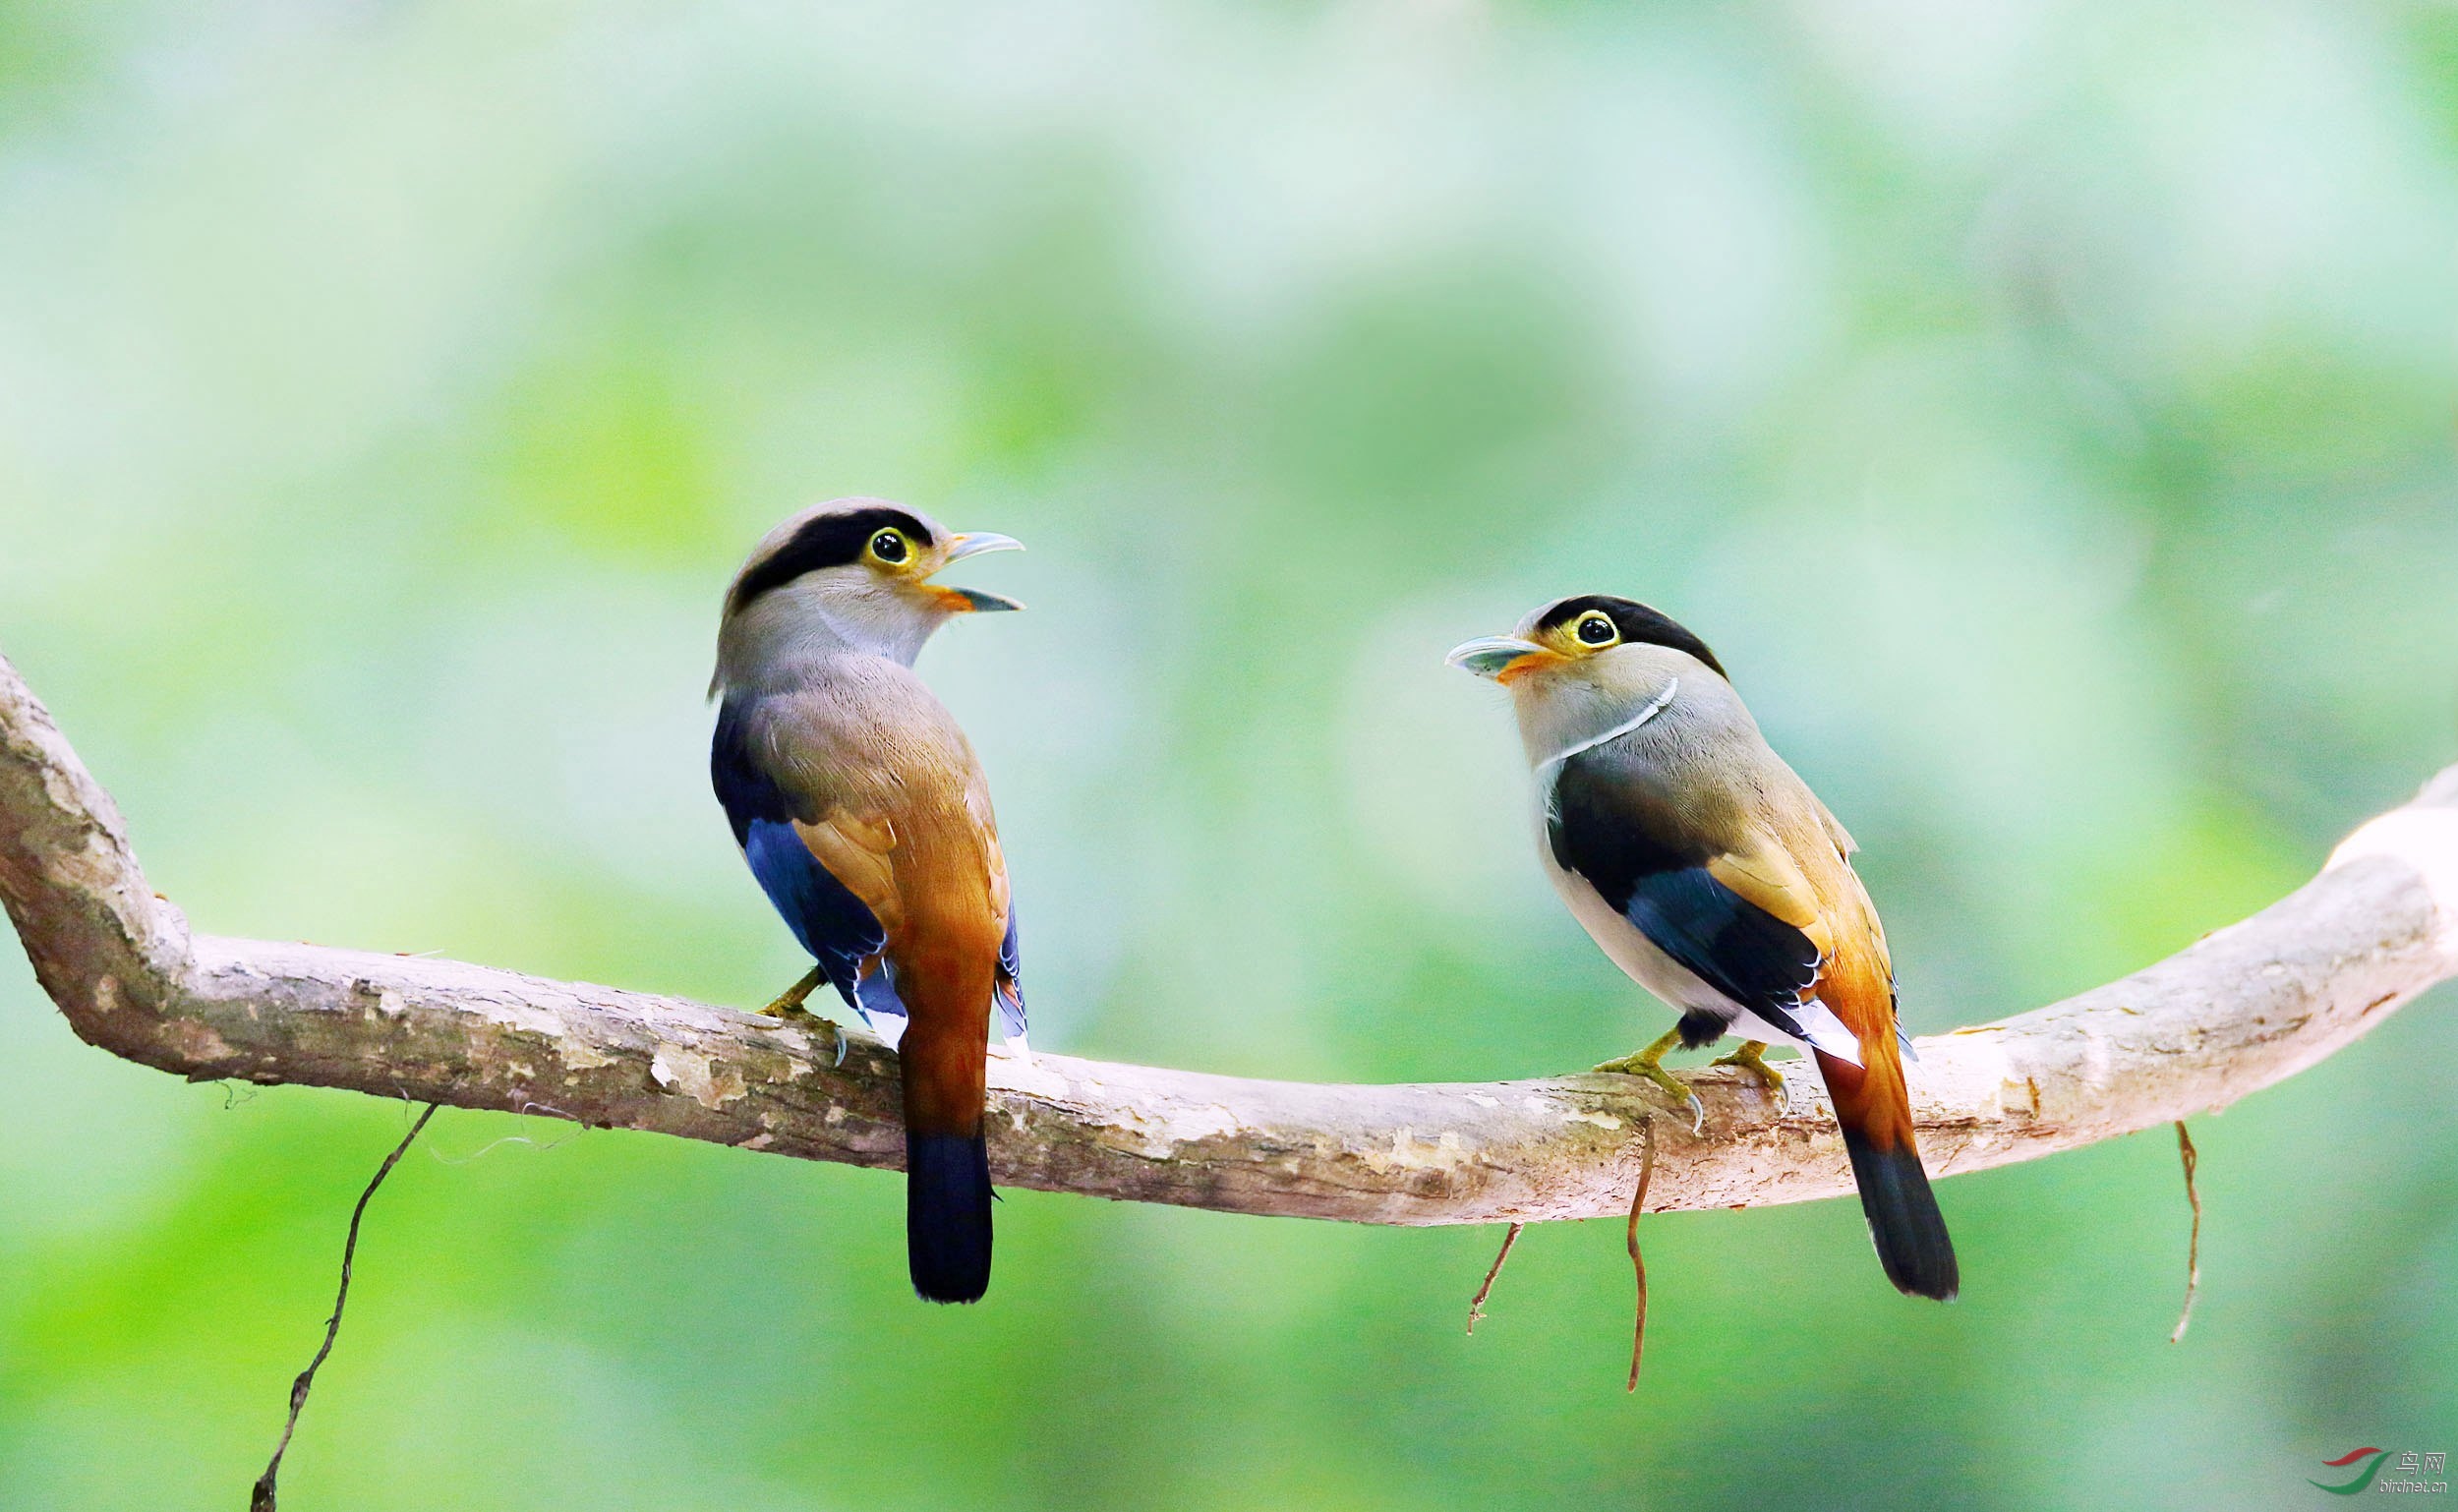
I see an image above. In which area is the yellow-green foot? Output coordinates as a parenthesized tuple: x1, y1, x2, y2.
(752, 966, 853, 1063)
(1711, 1040, 1788, 1114)
(756, 964, 828, 1021)
(1594, 1027, 1705, 1135)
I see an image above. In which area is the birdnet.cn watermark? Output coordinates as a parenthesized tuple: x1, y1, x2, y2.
(2310, 1449, 2449, 1496)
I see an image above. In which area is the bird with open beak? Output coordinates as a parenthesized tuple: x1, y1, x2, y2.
(1449, 596, 1958, 1301)
(710, 498, 1027, 1304)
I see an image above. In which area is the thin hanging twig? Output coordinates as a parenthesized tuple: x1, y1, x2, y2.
(1465, 1222, 1525, 1334)
(252, 1104, 439, 1512)
(2169, 1120, 2202, 1344)
(1625, 1117, 1658, 1393)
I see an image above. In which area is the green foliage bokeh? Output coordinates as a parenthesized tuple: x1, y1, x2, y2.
(2, 3, 2454, 1508)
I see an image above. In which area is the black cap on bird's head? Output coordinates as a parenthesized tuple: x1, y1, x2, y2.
(724, 497, 1024, 620)
(1447, 594, 1726, 684)
(713, 497, 1024, 692)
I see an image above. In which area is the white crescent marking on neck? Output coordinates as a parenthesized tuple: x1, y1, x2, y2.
(1538, 677, 1679, 771)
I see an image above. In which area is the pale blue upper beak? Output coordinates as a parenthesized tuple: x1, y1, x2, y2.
(933, 532, 1025, 612)
(1446, 635, 1548, 680)
(944, 532, 1024, 562)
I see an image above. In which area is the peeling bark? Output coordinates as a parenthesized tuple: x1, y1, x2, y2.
(5, 651, 2454, 1225)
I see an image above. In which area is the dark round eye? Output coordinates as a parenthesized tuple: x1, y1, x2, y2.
(1576, 613, 1617, 646)
(869, 529, 909, 565)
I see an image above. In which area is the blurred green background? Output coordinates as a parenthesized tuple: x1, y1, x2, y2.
(3, 1, 2455, 1507)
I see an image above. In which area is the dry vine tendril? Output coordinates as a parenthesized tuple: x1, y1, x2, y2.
(1460, 1116, 1658, 1394)
(1465, 1223, 1524, 1335)
(2169, 1121, 2202, 1344)
(1625, 1117, 1657, 1394)
(251, 1104, 439, 1512)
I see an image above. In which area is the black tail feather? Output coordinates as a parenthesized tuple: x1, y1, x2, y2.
(1840, 1125, 1959, 1302)
(907, 1132, 994, 1304)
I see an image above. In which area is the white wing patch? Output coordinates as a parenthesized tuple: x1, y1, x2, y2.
(1792, 997, 1864, 1067)
(854, 965, 909, 1051)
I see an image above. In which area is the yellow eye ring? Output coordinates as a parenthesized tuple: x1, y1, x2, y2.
(868, 529, 911, 566)
(1574, 612, 1618, 648)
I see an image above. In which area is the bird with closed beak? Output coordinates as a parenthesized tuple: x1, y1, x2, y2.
(711, 498, 1027, 1304)
(1449, 596, 1957, 1301)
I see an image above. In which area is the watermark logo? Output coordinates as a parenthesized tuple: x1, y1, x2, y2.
(2311, 1448, 2448, 1496)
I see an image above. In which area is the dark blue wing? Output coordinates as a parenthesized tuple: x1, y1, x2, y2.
(995, 906, 1026, 1041)
(1621, 868, 1820, 1026)
(714, 700, 885, 1009)
(1548, 746, 1820, 1034)
(738, 820, 883, 1003)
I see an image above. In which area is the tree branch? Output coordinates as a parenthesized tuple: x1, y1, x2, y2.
(5, 649, 2455, 1225)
